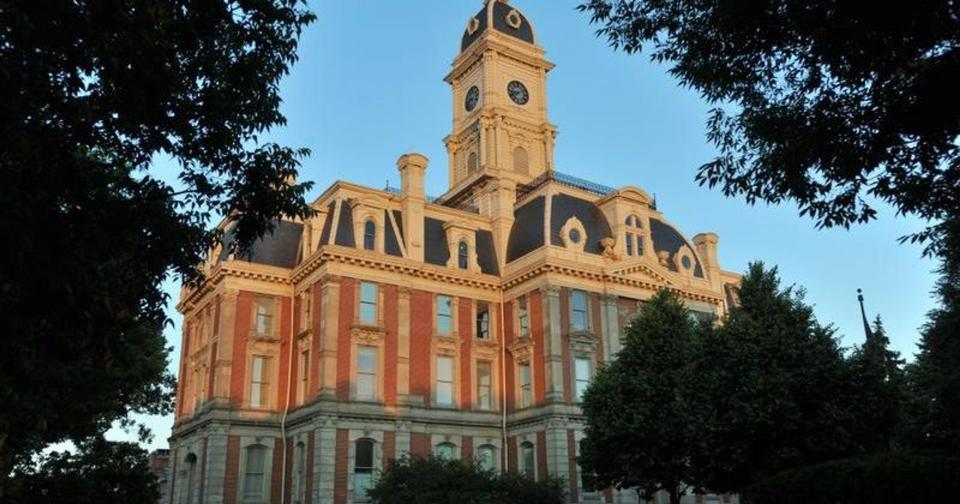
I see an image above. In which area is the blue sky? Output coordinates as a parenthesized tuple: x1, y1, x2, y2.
(124, 0, 939, 451)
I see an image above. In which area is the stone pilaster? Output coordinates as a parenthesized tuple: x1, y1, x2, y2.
(202, 425, 229, 504)
(542, 286, 565, 401)
(319, 277, 340, 398)
(213, 289, 239, 400)
(313, 417, 338, 504)
(544, 422, 569, 480)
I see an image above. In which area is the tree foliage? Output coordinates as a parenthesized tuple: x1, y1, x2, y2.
(368, 456, 566, 504)
(846, 317, 906, 453)
(577, 1, 960, 253)
(579, 289, 708, 504)
(694, 264, 855, 492)
(0, 0, 315, 487)
(4, 437, 160, 504)
(742, 452, 960, 504)
(903, 218, 960, 453)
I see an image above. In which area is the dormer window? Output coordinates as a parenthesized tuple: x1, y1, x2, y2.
(363, 220, 376, 251)
(458, 241, 469, 269)
(625, 215, 644, 256)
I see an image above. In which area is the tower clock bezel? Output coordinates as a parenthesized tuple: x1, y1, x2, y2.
(465, 85, 480, 112)
(507, 80, 529, 105)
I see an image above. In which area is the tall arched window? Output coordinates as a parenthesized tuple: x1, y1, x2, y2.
(513, 146, 528, 175)
(457, 241, 469, 269)
(520, 441, 536, 479)
(363, 220, 376, 251)
(293, 441, 307, 504)
(182, 453, 198, 504)
(434, 442, 456, 461)
(477, 445, 497, 472)
(354, 438, 375, 502)
(242, 444, 268, 501)
(624, 214, 643, 256)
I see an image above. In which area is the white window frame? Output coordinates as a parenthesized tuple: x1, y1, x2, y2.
(250, 355, 269, 409)
(355, 345, 378, 402)
(520, 441, 536, 479)
(476, 360, 493, 411)
(436, 295, 453, 336)
(435, 355, 455, 407)
(358, 282, 378, 325)
(574, 356, 592, 402)
(571, 290, 589, 332)
(518, 362, 533, 409)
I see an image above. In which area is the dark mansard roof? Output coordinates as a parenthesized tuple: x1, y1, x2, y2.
(218, 220, 303, 269)
(461, 1, 535, 52)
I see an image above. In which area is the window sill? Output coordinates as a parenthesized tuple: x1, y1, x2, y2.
(248, 331, 281, 342)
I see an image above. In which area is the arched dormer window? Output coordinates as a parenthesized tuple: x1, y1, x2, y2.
(363, 220, 376, 251)
(624, 214, 643, 256)
(457, 241, 469, 269)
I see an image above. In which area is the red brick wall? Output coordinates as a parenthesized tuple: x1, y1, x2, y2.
(461, 435, 474, 464)
(459, 297, 473, 409)
(271, 437, 284, 504)
(336, 278, 355, 400)
(383, 431, 396, 464)
(383, 284, 399, 406)
(531, 291, 546, 405)
(591, 292, 605, 363)
(276, 296, 293, 410)
(223, 436, 240, 504)
(506, 436, 517, 473)
(279, 437, 291, 504)
(333, 429, 349, 504)
(567, 430, 579, 502)
(536, 431, 548, 482)
(409, 289, 432, 403)
(410, 432, 430, 458)
(207, 297, 220, 402)
(230, 292, 252, 408)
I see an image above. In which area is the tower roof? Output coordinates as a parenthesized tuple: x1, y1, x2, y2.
(461, 0, 535, 52)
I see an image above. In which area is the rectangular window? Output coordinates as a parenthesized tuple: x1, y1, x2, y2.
(436, 356, 454, 406)
(354, 439, 374, 502)
(517, 295, 529, 337)
(521, 442, 536, 478)
(359, 282, 378, 324)
(476, 361, 492, 410)
(255, 297, 274, 335)
(571, 290, 589, 331)
(299, 350, 309, 404)
(519, 363, 532, 408)
(294, 442, 306, 504)
(250, 356, 269, 408)
(356, 346, 377, 401)
(574, 357, 591, 402)
(436, 295, 452, 335)
(476, 302, 490, 340)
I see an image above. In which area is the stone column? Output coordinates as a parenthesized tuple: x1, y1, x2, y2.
(202, 425, 229, 504)
(313, 417, 338, 504)
(213, 289, 239, 401)
(542, 286, 565, 402)
(394, 420, 411, 458)
(544, 421, 569, 480)
(319, 277, 340, 398)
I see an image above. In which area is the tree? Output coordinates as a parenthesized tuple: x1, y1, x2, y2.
(576, 1, 960, 253)
(4, 437, 160, 504)
(846, 316, 906, 453)
(579, 289, 708, 504)
(903, 218, 960, 453)
(368, 455, 566, 504)
(694, 263, 856, 493)
(0, 0, 315, 491)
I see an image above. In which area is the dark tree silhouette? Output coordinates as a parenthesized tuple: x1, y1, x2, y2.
(0, 0, 315, 493)
(577, 1, 960, 254)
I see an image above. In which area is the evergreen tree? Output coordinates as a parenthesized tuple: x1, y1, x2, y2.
(846, 316, 906, 453)
(578, 289, 708, 504)
(904, 219, 960, 453)
(695, 263, 855, 493)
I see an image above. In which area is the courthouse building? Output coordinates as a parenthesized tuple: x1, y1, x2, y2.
(169, 1, 741, 503)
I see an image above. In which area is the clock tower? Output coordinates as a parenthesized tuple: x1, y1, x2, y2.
(442, 0, 557, 198)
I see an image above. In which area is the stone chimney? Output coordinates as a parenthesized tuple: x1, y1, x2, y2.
(693, 232, 720, 285)
(397, 153, 428, 261)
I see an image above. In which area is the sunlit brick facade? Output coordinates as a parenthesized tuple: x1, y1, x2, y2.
(169, 2, 741, 503)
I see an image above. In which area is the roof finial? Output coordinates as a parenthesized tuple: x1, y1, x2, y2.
(857, 288, 874, 340)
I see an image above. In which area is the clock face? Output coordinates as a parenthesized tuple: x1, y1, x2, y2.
(507, 80, 529, 105)
(465, 86, 480, 112)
